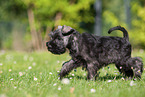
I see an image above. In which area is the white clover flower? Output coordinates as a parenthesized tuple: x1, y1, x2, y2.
(121, 77, 125, 80)
(6, 55, 13, 61)
(58, 87, 61, 90)
(72, 74, 75, 76)
(90, 89, 96, 93)
(57, 71, 60, 73)
(137, 70, 141, 73)
(28, 66, 32, 70)
(10, 78, 13, 81)
(34, 77, 37, 81)
(61, 78, 70, 84)
(57, 61, 60, 63)
(9, 69, 12, 72)
(53, 83, 57, 86)
(139, 49, 144, 53)
(83, 73, 86, 76)
(0, 94, 7, 97)
(107, 80, 112, 83)
(24, 55, 28, 61)
(0, 63, 3, 66)
(29, 57, 34, 61)
(49, 72, 52, 75)
(13, 61, 17, 64)
(130, 81, 136, 86)
(32, 62, 36, 66)
(19, 72, 23, 76)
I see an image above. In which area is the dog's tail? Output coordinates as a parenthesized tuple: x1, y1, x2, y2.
(108, 26, 129, 41)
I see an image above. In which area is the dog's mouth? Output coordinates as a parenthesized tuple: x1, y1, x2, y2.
(46, 41, 66, 54)
(47, 47, 66, 55)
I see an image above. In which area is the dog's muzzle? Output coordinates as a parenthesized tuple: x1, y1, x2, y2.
(46, 42, 66, 54)
(46, 42, 51, 49)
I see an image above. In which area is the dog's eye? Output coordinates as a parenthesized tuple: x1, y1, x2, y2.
(58, 37, 62, 40)
(49, 34, 53, 39)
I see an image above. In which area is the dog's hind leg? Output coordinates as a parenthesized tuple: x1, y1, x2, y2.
(86, 62, 98, 80)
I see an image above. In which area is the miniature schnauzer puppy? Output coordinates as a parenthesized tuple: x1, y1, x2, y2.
(46, 25, 143, 80)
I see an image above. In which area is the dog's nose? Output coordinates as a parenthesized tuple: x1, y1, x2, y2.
(46, 42, 50, 47)
(46, 42, 48, 46)
(46, 42, 52, 48)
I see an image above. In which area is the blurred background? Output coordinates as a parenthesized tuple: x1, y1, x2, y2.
(0, 0, 145, 51)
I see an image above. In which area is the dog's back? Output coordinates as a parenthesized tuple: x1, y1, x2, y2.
(81, 26, 131, 65)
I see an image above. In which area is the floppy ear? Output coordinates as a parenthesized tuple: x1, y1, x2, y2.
(61, 25, 74, 36)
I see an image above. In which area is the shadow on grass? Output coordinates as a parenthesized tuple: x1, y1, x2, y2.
(67, 74, 124, 81)
(97, 74, 124, 81)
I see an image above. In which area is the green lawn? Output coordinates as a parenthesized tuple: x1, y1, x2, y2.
(0, 50, 145, 97)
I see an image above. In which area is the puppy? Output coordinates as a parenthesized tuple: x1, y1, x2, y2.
(46, 25, 143, 80)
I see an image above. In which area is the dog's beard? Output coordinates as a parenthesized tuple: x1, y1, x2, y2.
(47, 47, 66, 54)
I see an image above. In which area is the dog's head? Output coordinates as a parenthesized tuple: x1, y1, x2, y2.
(46, 25, 75, 54)
(127, 57, 143, 79)
(131, 57, 143, 78)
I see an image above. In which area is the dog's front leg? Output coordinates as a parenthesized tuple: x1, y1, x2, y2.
(59, 60, 79, 79)
(87, 62, 98, 80)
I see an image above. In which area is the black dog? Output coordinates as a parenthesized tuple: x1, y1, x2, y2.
(46, 25, 143, 80)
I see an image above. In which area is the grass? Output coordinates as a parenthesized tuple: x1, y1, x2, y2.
(0, 50, 145, 97)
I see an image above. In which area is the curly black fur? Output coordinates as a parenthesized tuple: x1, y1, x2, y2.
(46, 25, 143, 80)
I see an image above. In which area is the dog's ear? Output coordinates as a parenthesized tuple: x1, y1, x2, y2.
(61, 25, 74, 36)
